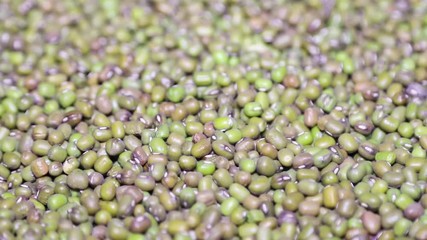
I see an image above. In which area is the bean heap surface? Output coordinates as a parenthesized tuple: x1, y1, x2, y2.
(1, 0, 427, 239)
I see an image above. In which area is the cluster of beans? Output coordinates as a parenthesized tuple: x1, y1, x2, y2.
(1, 0, 427, 239)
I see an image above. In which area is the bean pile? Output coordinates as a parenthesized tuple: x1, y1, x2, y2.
(1, 0, 427, 239)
